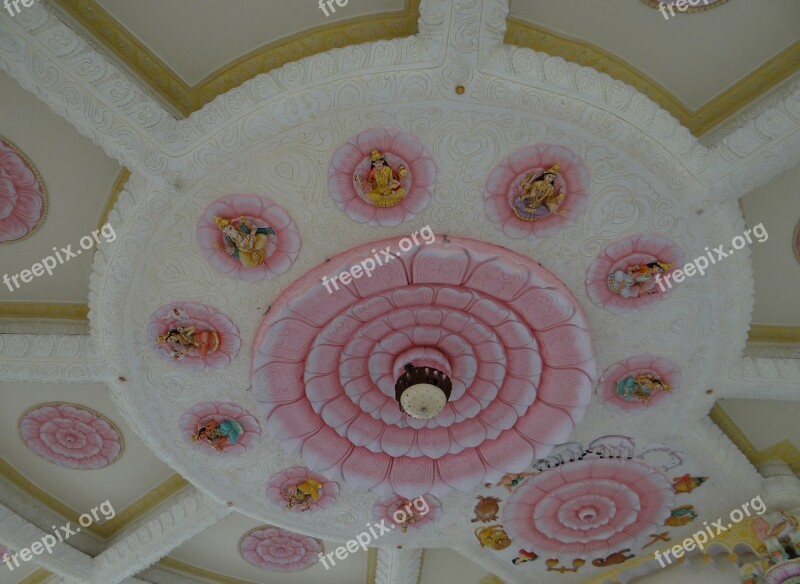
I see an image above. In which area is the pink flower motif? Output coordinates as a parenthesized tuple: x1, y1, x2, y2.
(585, 234, 685, 314)
(252, 236, 595, 497)
(501, 458, 674, 559)
(147, 302, 241, 371)
(0, 545, 13, 560)
(19, 404, 123, 469)
(484, 144, 590, 239)
(766, 559, 800, 584)
(328, 128, 436, 227)
(596, 355, 682, 411)
(0, 138, 47, 243)
(239, 526, 321, 571)
(266, 466, 339, 513)
(196, 194, 302, 281)
(179, 402, 261, 455)
(372, 493, 442, 532)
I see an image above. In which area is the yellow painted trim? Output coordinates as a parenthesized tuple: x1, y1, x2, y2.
(711, 403, 800, 475)
(748, 325, 800, 344)
(0, 455, 187, 539)
(366, 547, 378, 583)
(505, 21, 800, 136)
(0, 303, 88, 320)
(479, 576, 505, 584)
(158, 558, 259, 584)
(53, 0, 421, 117)
(97, 168, 130, 232)
(18, 569, 53, 584)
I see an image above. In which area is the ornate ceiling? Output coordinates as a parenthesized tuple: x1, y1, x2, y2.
(1, 1, 800, 584)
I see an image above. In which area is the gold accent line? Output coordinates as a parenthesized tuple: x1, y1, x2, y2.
(748, 325, 800, 344)
(0, 303, 88, 321)
(158, 557, 259, 584)
(0, 455, 187, 539)
(18, 569, 53, 584)
(710, 403, 800, 475)
(97, 168, 130, 232)
(505, 21, 800, 136)
(479, 576, 505, 584)
(366, 547, 377, 583)
(53, 0, 421, 117)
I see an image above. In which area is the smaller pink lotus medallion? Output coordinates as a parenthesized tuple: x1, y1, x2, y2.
(239, 526, 322, 571)
(266, 466, 339, 513)
(0, 137, 47, 244)
(596, 355, 682, 411)
(180, 402, 261, 455)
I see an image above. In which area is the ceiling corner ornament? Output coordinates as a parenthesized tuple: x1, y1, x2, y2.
(585, 234, 685, 314)
(148, 302, 241, 371)
(179, 402, 261, 454)
(640, 0, 730, 13)
(19, 403, 123, 469)
(239, 526, 322, 571)
(197, 194, 302, 280)
(266, 466, 340, 512)
(0, 137, 48, 244)
(484, 144, 590, 239)
(793, 220, 800, 265)
(596, 355, 682, 411)
(372, 493, 442, 532)
(501, 458, 674, 559)
(328, 128, 436, 226)
(252, 236, 595, 497)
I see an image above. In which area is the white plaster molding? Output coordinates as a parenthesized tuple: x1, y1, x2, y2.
(719, 355, 800, 400)
(0, 320, 89, 335)
(0, 502, 94, 583)
(375, 548, 423, 584)
(0, 333, 94, 383)
(90, 487, 230, 584)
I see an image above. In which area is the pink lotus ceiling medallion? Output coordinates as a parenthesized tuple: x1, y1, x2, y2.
(328, 128, 436, 226)
(585, 234, 684, 314)
(19, 403, 123, 469)
(372, 493, 442, 532)
(252, 235, 595, 496)
(395, 363, 453, 420)
(179, 402, 261, 454)
(197, 194, 302, 281)
(484, 144, 590, 239)
(148, 302, 241, 371)
(239, 526, 322, 571)
(266, 466, 340, 512)
(0, 137, 47, 244)
(793, 220, 800, 265)
(596, 355, 682, 411)
(501, 458, 674, 559)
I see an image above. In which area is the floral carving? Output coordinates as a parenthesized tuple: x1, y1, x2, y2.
(179, 402, 260, 455)
(148, 302, 241, 371)
(19, 403, 123, 469)
(484, 144, 590, 239)
(197, 194, 302, 281)
(372, 493, 442, 532)
(266, 466, 339, 512)
(585, 234, 684, 313)
(0, 137, 47, 244)
(596, 355, 682, 411)
(501, 458, 674, 558)
(252, 236, 595, 496)
(328, 128, 436, 226)
(239, 526, 321, 571)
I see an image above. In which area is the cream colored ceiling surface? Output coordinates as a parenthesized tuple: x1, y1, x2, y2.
(722, 399, 800, 453)
(95, 0, 407, 85)
(1, 0, 800, 583)
(0, 69, 121, 305)
(742, 161, 800, 326)
(509, 0, 800, 110)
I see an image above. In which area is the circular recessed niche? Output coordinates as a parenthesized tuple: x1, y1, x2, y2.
(0, 136, 47, 244)
(252, 235, 595, 496)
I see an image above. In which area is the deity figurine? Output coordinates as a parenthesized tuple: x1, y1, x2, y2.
(608, 261, 672, 298)
(156, 326, 220, 360)
(355, 149, 407, 208)
(513, 163, 567, 221)
(614, 372, 672, 404)
(395, 499, 423, 533)
(283, 478, 323, 511)
(665, 505, 697, 527)
(213, 215, 275, 268)
(191, 418, 244, 452)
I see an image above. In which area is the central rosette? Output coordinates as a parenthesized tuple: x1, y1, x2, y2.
(252, 236, 595, 496)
